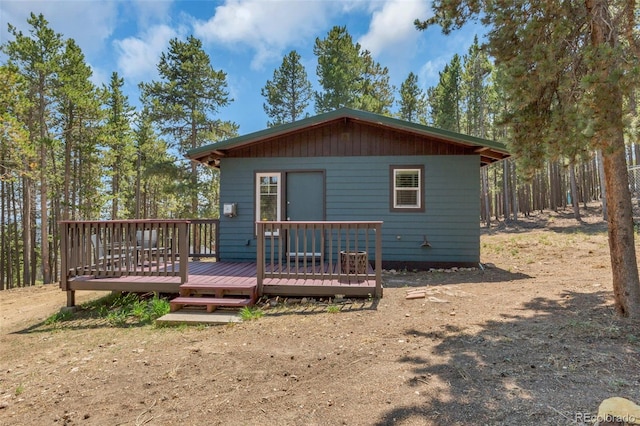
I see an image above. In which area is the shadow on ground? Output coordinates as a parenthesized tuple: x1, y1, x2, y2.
(375, 291, 640, 425)
(383, 266, 531, 289)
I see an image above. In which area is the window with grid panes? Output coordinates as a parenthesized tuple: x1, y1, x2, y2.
(391, 166, 423, 211)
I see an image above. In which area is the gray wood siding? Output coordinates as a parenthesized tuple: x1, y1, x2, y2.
(218, 155, 480, 264)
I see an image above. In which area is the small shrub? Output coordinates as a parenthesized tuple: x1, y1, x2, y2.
(148, 295, 170, 321)
(44, 310, 74, 325)
(84, 292, 170, 326)
(327, 305, 340, 314)
(106, 310, 129, 326)
(15, 384, 24, 396)
(239, 306, 264, 321)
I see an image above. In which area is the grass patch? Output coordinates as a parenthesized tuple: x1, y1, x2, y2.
(44, 309, 74, 325)
(239, 306, 264, 321)
(326, 304, 340, 314)
(79, 292, 170, 326)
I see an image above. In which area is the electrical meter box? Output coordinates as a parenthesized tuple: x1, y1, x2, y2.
(223, 203, 237, 217)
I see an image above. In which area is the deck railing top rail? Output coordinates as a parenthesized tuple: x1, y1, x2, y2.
(58, 219, 192, 224)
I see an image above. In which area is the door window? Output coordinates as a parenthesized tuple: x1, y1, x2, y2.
(256, 172, 281, 234)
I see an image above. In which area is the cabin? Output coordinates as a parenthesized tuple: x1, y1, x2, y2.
(187, 107, 509, 270)
(59, 108, 508, 312)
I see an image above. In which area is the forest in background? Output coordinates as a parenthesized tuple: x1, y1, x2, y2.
(1, 12, 639, 290)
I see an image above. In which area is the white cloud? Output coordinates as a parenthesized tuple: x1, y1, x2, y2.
(192, 0, 331, 69)
(418, 58, 447, 88)
(113, 24, 178, 81)
(358, 0, 430, 57)
(130, 0, 174, 28)
(88, 63, 110, 89)
(0, 0, 118, 54)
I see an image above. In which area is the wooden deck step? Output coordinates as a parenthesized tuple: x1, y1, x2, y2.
(179, 282, 258, 301)
(180, 282, 256, 290)
(170, 296, 253, 313)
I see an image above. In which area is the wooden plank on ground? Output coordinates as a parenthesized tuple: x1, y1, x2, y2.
(156, 310, 242, 325)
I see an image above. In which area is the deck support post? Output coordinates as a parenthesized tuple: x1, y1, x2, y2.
(374, 222, 383, 298)
(66, 290, 76, 307)
(256, 222, 265, 296)
(179, 222, 189, 284)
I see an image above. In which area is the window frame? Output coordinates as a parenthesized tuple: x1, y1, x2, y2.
(390, 165, 425, 212)
(255, 172, 282, 235)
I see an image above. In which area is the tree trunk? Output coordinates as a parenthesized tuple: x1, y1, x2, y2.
(11, 181, 19, 287)
(587, 0, 640, 317)
(503, 160, 510, 220)
(22, 174, 32, 287)
(482, 167, 491, 228)
(1, 172, 5, 290)
(569, 161, 581, 221)
(597, 150, 608, 220)
(38, 78, 51, 285)
(511, 159, 518, 220)
(603, 146, 640, 317)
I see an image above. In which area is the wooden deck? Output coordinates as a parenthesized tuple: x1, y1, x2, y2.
(67, 260, 378, 298)
(60, 220, 383, 306)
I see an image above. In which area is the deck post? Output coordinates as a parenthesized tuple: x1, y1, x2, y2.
(60, 222, 69, 291)
(375, 222, 383, 298)
(179, 221, 189, 284)
(66, 290, 76, 307)
(256, 222, 264, 296)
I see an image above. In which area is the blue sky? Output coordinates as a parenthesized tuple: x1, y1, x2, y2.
(0, 0, 484, 134)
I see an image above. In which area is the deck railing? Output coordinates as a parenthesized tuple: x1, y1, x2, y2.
(189, 219, 220, 258)
(59, 220, 191, 290)
(256, 221, 383, 297)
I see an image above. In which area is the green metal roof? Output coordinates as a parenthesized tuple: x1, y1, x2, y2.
(187, 107, 510, 166)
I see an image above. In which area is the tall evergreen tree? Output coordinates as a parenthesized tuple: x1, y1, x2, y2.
(140, 36, 235, 217)
(2, 13, 63, 285)
(56, 39, 102, 221)
(358, 50, 394, 115)
(0, 66, 32, 289)
(427, 54, 462, 131)
(102, 72, 135, 219)
(314, 26, 362, 113)
(417, 0, 640, 317)
(460, 36, 492, 138)
(314, 26, 395, 115)
(132, 111, 180, 219)
(261, 50, 312, 127)
(397, 72, 427, 122)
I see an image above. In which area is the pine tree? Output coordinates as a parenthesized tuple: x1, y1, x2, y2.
(427, 54, 462, 131)
(56, 39, 102, 221)
(461, 36, 492, 138)
(102, 72, 135, 219)
(314, 26, 363, 113)
(261, 50, 312, 127)
(358, 50, 394, 115)
(397, 72, 427, 122)
(0, 66, 32, 289)
(132, 111, 180, 219)
(314, 26, 396, 115)
(141, 36, 235, 217)
(2, 13, 63, 285)
(417, 0, 640, 317)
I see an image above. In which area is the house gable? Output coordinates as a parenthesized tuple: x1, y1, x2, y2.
(225, 119, 473, 159)
(187, 108, 510, 166)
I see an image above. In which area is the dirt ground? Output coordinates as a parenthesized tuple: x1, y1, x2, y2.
(1, 206, 640, 426)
